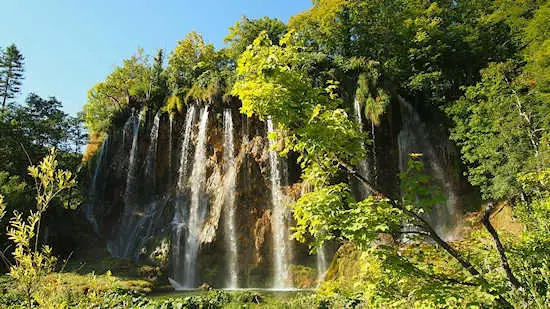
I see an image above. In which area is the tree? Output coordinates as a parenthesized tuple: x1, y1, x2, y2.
(166, 32, 216, 93)
(165, 32, 237, 105)
(0, 44, 25, 112)
(0, 93, 84, 197)
(83, 48, 153, 135)
(224, 16, 287, 58)
(232, 31, 514, 307)
(150, 49, 168, 102)
(447, 1, 550, 201)
(7, 149, 76, 309)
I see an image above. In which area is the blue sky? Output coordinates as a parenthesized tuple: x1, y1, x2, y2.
(0, 0, 312, 116)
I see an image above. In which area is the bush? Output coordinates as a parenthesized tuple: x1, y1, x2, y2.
(233, 291, 263, 304)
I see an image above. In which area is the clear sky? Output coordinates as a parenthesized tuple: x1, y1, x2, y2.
(0, 0, 312, 116)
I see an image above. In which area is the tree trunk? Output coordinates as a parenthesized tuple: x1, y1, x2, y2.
(1, 74, 10, 112)
(482, 201, 522, 289)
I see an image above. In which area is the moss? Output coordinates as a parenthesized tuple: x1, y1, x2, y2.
(324, 242, 362, 282)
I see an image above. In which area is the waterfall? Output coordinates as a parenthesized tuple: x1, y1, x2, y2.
(316, 245, 328, 284)
(178, 105, 197, 191)
(85, 136, 109, 235)
(124, 110, 143, 204)
(108, 109, 145, 258)
(222, 109, 238, 289)
(397, 98, 459, 240)
(168, 114, 174, 188)
(183, 105, 210, 288)
(145, 110, 161, 191)
(267, 118, 291, 289)
(122, 112, 134, 148)
(352, 97, 372, 198)
(172, 105, 197, 284)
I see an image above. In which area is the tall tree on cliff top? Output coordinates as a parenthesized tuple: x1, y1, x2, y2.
(0, 44, 25, 112)
(83, 48, 153, 135)
(224, 16, 287, 58)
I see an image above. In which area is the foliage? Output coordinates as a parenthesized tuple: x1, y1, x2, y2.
(224, 16, 287, 58)
(292, 184, 403, 250)
(0, 172, 26, 216)
(447, 1, 550, 201)
(7, 211, 57, 309)
(5, 150, 76, 308)
(166, 32, 216, 93)
(399, 154, 444, 215)
(448, 61, 550, 200)
(0, 93, 85, 179)
(83, 48, 155, 135)
(355, 68, 389, 126)
(233, 31, 367, 189)
(232, 290, 263, 304)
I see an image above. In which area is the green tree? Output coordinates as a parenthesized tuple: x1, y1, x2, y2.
(83, 48, 153, 135)
(151, 48, 168, 102)
(7, 149, 76, 309)
(166, 32, 216, 93)
(448, 61, 549, 200)
(224, 16, 287, 58)
(0, 44, 25, 112)
(232, 31, 514, 307)
(448, 1, 550, 201)
(165, 32, 235, 105)
(0, 93, 85, 177)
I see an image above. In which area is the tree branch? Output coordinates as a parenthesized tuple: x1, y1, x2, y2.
(337, 160, 513, 307)
(482, 201, 522, 289)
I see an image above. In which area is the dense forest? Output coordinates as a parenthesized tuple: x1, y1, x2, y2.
(1, 0, 550, 308)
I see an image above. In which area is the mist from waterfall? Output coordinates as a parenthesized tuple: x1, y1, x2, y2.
(397, 98, 459, 239)
(267, 118, 291, 288)
(316, 245, 328, 284)
(183, 105, 210, 288)
(222, 109, 238, 289)
(172, 105, 197, 284)
(145, 110, 161, 191)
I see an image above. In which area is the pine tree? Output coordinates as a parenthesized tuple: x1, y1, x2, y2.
(0, 44, 25, 111)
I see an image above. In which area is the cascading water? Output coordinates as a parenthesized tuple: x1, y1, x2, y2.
(122, 112, 135, 148)
(316, 246, 328, 283)
(145, 110, 161, 191)
(222, 109, 238, 289)
(397, 97, 460, 239)
(172, 105, 197, 284)
(267, 118, 291, 289)
(183, 105, 210, 288)
(178, 105, 197, 190)
(370, 121, 378, 185)
(124, 110, 142, 205)
(352, 97, 372, 198)
(108, 109, 145, 258)
(168, 114, 174, 188)
(85, 136, 109, 235)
